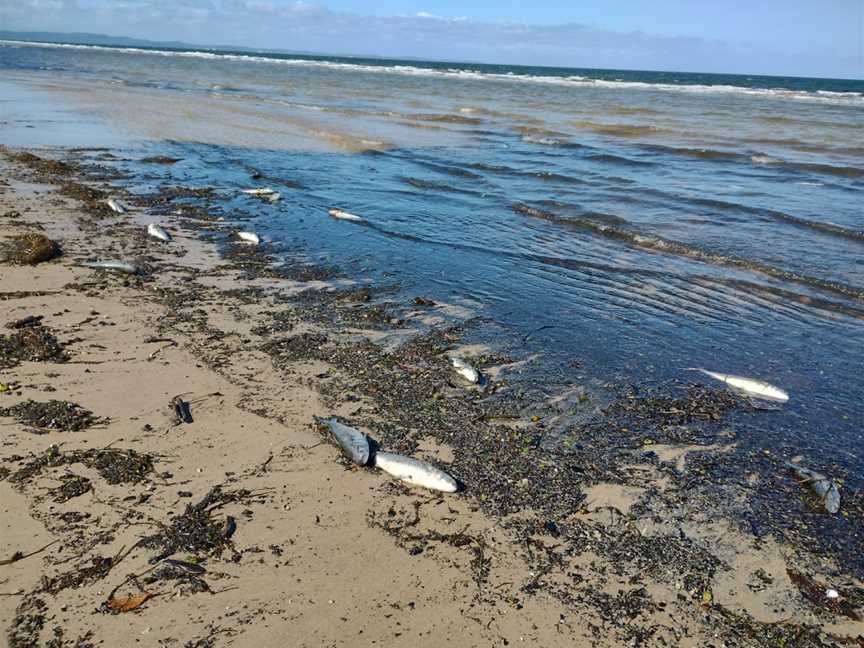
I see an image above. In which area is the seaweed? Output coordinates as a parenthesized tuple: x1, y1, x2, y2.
(42, 555, 115, 595)
(0, 326, 68, 369)
(0, 233, 60, 265)
(261, 333, 329, 363)
(258, 286, 402, 333)
(367, 502, 488, 588)
(50, 475, 92, 503)
(283, 264, 341, 282)
(0, 400, 102, 432)
(142, 561, 212, 596)
(83, 448, 155, 484)
(9, 151, 77, 176)
(7, 594, 47, 648)
(140, 486, 254, 558)
(7, 446, 154, 486)
(58, 182, 106, 202)
(606, 384, 739, 429)
(787, 569, 863, 621)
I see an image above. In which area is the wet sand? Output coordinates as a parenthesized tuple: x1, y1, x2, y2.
(1, 149, 862, 647)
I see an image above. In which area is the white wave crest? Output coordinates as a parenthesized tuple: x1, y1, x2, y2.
(2, 39, 863, 106)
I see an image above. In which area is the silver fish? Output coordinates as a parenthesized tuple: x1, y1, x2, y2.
(318, 417, 370, 466)
(451, 357, 480, 384)
(373, 452, 458, 492)
(80, 260, 139, 274)
(237, 231, 260, 245)
(106, 198, 127, 214)
(147, 223, 171, 242)
(786, 461, 840, 514)
(265, 192, 281, 203)
(242, 188, 277, 196)
(686, 368, 789, 402)
(328, 208, 363, 222)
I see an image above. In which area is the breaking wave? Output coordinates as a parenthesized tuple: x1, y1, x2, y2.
(3, 39, 863, 106)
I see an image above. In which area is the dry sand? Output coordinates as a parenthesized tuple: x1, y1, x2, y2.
(0, 151, 861, 647)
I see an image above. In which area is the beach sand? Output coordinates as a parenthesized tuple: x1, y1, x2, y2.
(1, 149, 862, 647)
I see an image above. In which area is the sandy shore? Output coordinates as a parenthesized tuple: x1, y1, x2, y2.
(0, 148, 862, 647)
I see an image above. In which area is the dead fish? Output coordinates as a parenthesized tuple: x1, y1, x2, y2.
(237, 231, 260, 245)
(451, 357, 480, 384)
(242, 188, 277, 196)
(785, 461, 840, 513)
(147, 223, 171, 242)
(107, 198, 127, 214)
(80, 260, 139, 274)
(685, 368, 789, 402)
(265, 192, 281, 203)
(328, 208, 363, 222)
(373, 452, 458, 492)
(318, 417, 369, 466)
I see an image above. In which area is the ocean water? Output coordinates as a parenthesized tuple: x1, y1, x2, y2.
(1, 40, 863, 487)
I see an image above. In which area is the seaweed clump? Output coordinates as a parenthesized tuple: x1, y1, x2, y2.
(59, 182, 106, 202)
(9, 151, 77, 176)
(278, 263, 341, 282)
(0, 326, 68, 370)
(608, 385, 739, 428)
(141, 486, 253, 559)
(261, 333, 329, 363)
(50, 474, 92, 502)
(142, 560, 211, 596)
(42, 555, 115, 595)
(6, 446, 154, 486)
(276, 287, 400, 330)
(0, 400, 101, 432)
(6, 594, 47, 648)
(57, 182, 115, 219)
(1, 233, 60, 265)
(787, 569, 863, 621)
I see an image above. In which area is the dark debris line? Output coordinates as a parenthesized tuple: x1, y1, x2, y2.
(261, 326, 745, 519)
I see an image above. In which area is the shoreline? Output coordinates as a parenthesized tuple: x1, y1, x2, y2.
(1, 146, 862, 646)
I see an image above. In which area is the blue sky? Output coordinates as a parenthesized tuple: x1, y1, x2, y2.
(1, 0, 861, 78)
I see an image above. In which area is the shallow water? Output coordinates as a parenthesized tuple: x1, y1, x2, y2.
(1, 41, 862, 487)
